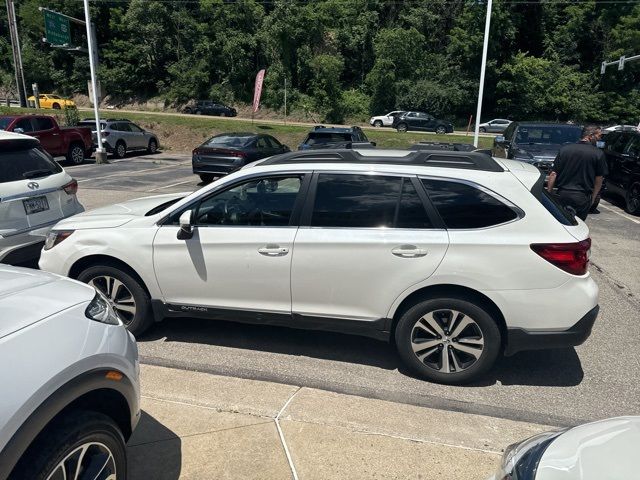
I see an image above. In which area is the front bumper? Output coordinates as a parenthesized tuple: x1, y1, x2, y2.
(504, 305, 599, 356)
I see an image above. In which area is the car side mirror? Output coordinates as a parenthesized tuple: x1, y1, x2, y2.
(370, 141, 377, 147)
(177, 210, 194, 240)
(494, 135, 505, 145)
(14, 127, 24, 134)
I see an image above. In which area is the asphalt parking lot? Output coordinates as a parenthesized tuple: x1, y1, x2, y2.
(68, 153, 640, 427)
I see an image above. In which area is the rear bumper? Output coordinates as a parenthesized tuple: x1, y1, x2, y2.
(192, 158, 244, 175)
(504, 305, 599, 356)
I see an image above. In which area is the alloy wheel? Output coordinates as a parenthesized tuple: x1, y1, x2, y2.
(628, 184, 640, 214)
(149, 140, 157, 153)
(45, 442, 117, 480)
(71, 146, 84, 164)
(410, 309, 484, 374)
(88, 276, 136, 324)
(116, 144, 125, 158)
(436, 126, 446, 134)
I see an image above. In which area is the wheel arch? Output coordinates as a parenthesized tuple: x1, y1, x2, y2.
(69, 254, 152, 298)
(389, 284, 507, 346)
(0, 370, 138, 480)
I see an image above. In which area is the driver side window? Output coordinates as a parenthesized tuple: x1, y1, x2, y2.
(194, 176, 303, 227)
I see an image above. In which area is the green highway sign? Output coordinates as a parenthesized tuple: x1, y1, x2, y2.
(43, 10, 71, 46)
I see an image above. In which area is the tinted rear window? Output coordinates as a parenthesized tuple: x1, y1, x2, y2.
(531, 175, 578, 226)
(306, 132, 352, 145)
(422, 179, 519, 228)
(204, 135, 254, 147)
(0, 145, 63, 184)
(311, 174, 432, 228)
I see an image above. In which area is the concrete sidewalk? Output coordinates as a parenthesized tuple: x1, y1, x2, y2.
(129, 365, 551, 479)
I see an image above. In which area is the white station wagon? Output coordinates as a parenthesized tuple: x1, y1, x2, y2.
(40, 149, 598, 384)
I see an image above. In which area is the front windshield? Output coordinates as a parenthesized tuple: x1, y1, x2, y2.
(516, 126, 582, 145)
(49, 95, 61, 99)
(204, 135, 253, 147)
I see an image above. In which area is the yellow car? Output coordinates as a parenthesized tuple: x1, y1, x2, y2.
(27, 94, 75, 109)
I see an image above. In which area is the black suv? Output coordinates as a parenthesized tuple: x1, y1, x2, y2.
(298, 126, 374, 150)
(493, 122, 583, 176)
(602, 128, 640, 214)
(184, 101, 237, 117)
(392, 112, 454, 134)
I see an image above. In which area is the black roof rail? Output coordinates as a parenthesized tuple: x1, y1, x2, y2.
(313, 125, 326, 130)
(260, 149, 504, 172)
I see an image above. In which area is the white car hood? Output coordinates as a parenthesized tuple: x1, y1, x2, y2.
(54, 192, 187, 230)
(0, 265, 94, 338)
(536, 416, 640, 480)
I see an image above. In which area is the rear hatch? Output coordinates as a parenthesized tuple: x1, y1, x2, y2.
(0, 141, 78, 237)
(78, 120, 106, 145)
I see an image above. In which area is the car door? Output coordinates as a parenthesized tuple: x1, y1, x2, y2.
(153, 173, 308, 314)
(605, 132, 631, 190)
(291, 172, 449, 322)
(254, 136, 275, 161)
(265, 135, 288, 154)
(31, 117, 62, 154)
(423, 114, 438, 131)
(621, 135, 640, 189)
(127, 123, 146, 149)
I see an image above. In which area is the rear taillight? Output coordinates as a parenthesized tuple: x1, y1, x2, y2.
(63, 179, 78, 195)
(531, 239, 591, 276)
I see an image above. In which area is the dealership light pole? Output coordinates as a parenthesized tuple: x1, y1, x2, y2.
(473, 0, 492, 148)
(82, 0, 107, 163)
(5, 0, 27, 106)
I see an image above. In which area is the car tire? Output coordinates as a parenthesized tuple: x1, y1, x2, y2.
(397, 123, 408, 133)
(114, 141, 127, 159)
(199, 173, 214, 183)
(436, 125, 447, 135)
(394, 297, 501, 385)
(626, 182, 640, 215)
(195, 110, 202, 115)
(66, 143, 85, 165)
(78, 265, 153, 336)
(373, 120, 383, 127)
(480, 127, 487, 133)
(184, 107, 192, 114)
(220, 112, 227, 117)
(147, 138, 158, 154)
(52, 103, 61, 110)
(9, 411, 126, 480)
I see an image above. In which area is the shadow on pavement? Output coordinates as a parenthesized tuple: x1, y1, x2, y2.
(140, 317, 584, 387)
(127, 411, 182, 480)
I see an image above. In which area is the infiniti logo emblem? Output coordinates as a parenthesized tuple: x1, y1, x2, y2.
(27, 182, 39, 190)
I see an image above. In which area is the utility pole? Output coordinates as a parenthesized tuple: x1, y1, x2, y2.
(473, 0, 492, 148)
(284, 78, 287, 125)
(5, 0, 27, 107)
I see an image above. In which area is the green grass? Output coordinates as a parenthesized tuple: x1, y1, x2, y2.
(0, 106, 494, 151)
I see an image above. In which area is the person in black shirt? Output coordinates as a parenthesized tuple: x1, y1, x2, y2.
(547, 126, 607, 220)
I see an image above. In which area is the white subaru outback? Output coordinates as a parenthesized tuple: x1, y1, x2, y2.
(39, 149, 599, 384)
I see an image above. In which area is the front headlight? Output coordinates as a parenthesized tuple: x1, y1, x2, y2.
(494, 430, 565, 480)
(44, 230, 74, 250)
(85, 291, 122, 325)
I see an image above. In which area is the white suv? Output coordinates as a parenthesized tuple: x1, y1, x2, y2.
(39, 149, 599, 384)
(0, 131, 84, 265)
(0, 265, 139, 479)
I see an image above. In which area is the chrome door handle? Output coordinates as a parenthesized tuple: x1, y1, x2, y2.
(392, 245, 428, 258)
(258, 244, 289, 256)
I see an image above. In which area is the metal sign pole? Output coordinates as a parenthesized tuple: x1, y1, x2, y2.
(473, 0, 492, 148)
(82, 0, 107, 163)
(5, 0, 27, 107)
(284, 78, 287, 125)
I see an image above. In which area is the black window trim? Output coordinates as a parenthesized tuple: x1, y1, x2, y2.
(419, 175, 525, 230)
(299, 170, 445, 230)
(158, 170, 312, 228)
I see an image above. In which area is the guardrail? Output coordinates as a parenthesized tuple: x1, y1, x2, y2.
(0, 98, 22, 107)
